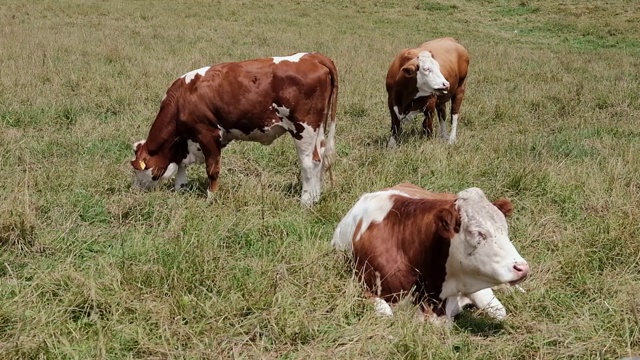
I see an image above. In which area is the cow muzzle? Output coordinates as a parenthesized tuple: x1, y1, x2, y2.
(434, 81, 450, 95)
(508, 262, 530, 286)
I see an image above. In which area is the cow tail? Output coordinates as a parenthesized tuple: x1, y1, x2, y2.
(319, 56, 338, 185)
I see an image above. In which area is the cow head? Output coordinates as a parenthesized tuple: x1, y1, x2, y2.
(401, 51, 449, 96)
(443, 188, 529, 297)
(130, 140, 178, 190)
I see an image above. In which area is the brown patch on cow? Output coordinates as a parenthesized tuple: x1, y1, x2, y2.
(352, 195, 460, 315)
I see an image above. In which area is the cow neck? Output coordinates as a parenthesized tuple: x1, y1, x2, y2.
(392, 197, 453, 311)
(145, 100, 179, 158)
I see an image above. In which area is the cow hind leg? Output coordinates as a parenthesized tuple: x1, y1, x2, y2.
(294, 124, 323, 205)
(197, 132, 222, 199)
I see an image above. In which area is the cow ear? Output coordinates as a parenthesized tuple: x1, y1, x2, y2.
(133, 140, 146, 153)
(401, 61, 418, 78)
(436, 207, 460, 239)
(492, 198, 514, 217)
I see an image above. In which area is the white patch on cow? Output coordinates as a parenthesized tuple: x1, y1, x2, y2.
(226, 126, 288, 146)
(393, 105, 422, 122)
(445, 288, 507, 320)
(468, 288, 507, 320)
(294, 122, 323, 205)
(440, 188, 528, 299)
(181, 66, 210, 84)
(373, 297, 393, 317)
(271, 103, 291, 120)
(415, 51, 449, 98)
(219, 104, 294, 146)
(161, 93, 167, 102)
(132, 163, 179, 190)
(393, 106, 402, 119)
(331, 189, 414, 251)
(448, 114, 459, 144)
(173, 140, 204, 190)
(183, 140, 205, 165)
(174, 164, 188, 191)
(272, 52, 308, 64)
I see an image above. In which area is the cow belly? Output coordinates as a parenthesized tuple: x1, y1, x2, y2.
(222, 123, 289, 145)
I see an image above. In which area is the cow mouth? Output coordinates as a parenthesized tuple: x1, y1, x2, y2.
(434, 88, 448, 95)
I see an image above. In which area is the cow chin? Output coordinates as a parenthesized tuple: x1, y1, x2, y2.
(132, 169, 158, 190)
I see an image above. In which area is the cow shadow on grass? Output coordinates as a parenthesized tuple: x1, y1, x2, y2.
(180, 177, 303, 203)
(453, 310, 506, 336)
(370, 126, 434, 150)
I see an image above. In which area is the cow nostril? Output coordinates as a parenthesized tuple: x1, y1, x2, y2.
(513, 263, 530, 276)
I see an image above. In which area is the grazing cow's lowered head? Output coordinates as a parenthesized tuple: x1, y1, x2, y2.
(131, 139, 204, 191)
(331, 183, 528, 323)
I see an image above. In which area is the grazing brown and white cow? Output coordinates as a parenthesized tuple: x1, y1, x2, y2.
(130, 52, 338, 205)
(386, 37, 469, 146)
(332, 183, 529, 323)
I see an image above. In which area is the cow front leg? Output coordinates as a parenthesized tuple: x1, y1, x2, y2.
(174, 163, 188, 191)
(388, 104, 402, 149)
(467, 288, 507, 320)
(294, 126, 323, 206)
(197, 134, 222, 199)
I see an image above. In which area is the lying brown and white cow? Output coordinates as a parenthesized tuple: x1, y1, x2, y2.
(332, 183, 529, 322)
(131, 52, 338, 205)
(386, 37, 469, 146)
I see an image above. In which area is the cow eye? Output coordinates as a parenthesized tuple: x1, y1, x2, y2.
(477, 231, 487, 240)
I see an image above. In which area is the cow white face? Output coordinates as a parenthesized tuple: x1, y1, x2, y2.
(416, 51, 449, 96)
(444, 188, 529, 296)
(131, 140, 178, 190)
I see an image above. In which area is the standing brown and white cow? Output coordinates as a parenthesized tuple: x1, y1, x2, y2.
(130, 52, 338, 205)
(332, 183, 529, 323)
(386, 37, 469, 146)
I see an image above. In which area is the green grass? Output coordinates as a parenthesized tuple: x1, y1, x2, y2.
(1, 0, 640, 358)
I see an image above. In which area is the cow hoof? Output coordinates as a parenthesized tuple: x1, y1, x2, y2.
(373, 298, 393, 317)
(387, 137, 397, 149)
(300, 192, 319, 206)
(447, 138, 457, 145)
(206, 190, 215, 202)
(175, 183, 187, 192)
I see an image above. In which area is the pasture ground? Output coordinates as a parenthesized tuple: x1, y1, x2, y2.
(1, 0, 639, 358)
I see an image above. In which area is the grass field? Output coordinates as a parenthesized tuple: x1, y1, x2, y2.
(1, 0, 640, 358)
